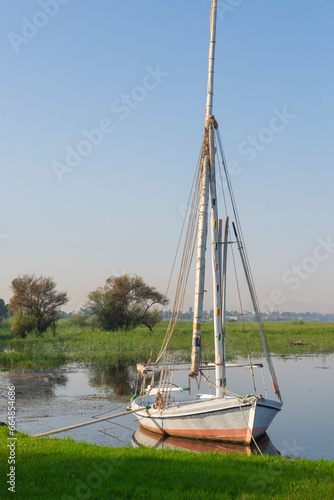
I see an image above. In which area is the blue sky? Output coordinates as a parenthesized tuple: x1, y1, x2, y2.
(0, 0, 333, 313)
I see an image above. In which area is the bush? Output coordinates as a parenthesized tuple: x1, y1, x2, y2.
(292, 319, 305, 325)
(67, 314, 88, 327)
(89, 316, 101, 331)
(11, 314, 38, 338)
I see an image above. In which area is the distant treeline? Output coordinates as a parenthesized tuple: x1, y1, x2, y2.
(159, 309, 334, 323)
(11, 306, 334, 324)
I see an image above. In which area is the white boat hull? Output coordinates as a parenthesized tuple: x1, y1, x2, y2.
(132, 396, 282, 444)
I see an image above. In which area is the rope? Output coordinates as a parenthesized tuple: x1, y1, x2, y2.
(237, 399, 264, 456)
(164, 148, 203, 301)
(200, 371, 251, 401)
(91, 404, 125, 419)
(215, 126, 281, 399)
(200, 369, 264, 455)
(216, 127, 281, 388)
(214, 128, 256, 392)
(138, 113, 282, 410)
(101, 408, 161, 432)
(154, 149, 202, 365)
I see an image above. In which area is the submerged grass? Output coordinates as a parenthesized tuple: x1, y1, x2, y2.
(0, 319, 333, 370)
(0, 428, 333, 499)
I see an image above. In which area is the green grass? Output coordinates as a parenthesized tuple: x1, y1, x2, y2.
(0, 428, 333, 499)
(0, 319, 333, 370)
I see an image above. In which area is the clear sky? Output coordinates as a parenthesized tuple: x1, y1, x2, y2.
(0, 0, 333, 314)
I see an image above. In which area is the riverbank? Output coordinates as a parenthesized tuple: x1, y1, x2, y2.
(0, 428, 333, 499)
(0, 320, 333, 370)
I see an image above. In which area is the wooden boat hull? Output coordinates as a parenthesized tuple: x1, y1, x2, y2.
(132, 396, 282, 444)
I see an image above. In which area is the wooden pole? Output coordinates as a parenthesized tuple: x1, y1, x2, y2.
(205, 0, 218, 123)
(232, 222, 282, 402)
(189, 156, 210, 379)
(221, 217, 229, 395)
(208, 127, 224, 397)
(190, 1, 219, 380)
(32, 407, 146, 437)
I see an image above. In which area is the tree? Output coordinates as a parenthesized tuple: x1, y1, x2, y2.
(10, 274, 68, 337)
(87, 274, 168, 332)
(0, 299, 9, 318)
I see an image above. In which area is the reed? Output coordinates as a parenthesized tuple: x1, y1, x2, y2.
(0, 319, 333, 370)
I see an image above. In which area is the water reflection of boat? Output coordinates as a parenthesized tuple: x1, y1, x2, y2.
(132, 425, 280, 456)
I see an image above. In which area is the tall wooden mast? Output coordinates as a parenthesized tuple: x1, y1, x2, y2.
(190, 1, 225, 392)
(205, 0, 218, 124)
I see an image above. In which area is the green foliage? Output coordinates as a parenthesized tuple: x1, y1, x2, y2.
(1, 320, 334, 370)
(9, 274, 68, 337)
(66, 314, 88, 327)
(89, 316, 101, 330)
(0, 427, 333, 499)
(0, 298, 10, 318)
(10, 314, 38, 338)
(87, 274, 168, 332)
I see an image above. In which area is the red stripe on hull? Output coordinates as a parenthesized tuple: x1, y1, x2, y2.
(142, 423, 248, 443)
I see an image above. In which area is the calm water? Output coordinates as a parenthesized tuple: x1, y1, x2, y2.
(0, 354, 333, 460)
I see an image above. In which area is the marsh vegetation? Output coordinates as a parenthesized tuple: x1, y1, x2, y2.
(1, 319, 333, 370)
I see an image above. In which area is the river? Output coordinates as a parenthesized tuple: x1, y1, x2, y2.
(0, 354, 333, 460)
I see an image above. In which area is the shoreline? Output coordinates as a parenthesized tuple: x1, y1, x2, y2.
(1, 320, 334, 371)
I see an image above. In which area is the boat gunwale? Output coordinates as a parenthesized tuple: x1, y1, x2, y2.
(132, 396, 282, 420)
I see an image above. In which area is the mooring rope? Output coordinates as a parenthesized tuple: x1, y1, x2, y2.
(154, 152, 201, 366)
(237, 399, 264, 456)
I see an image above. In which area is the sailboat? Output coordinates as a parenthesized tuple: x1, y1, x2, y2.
(132, 0, 283, 444)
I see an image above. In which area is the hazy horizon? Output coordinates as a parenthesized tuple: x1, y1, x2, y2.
(1, 1, 333, 315)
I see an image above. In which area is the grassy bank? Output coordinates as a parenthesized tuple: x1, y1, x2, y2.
(0, 319, 333, 370)
(0, 428, 333, 499)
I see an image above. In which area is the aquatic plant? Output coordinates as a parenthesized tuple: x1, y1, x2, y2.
(0, 320, 333, 370)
